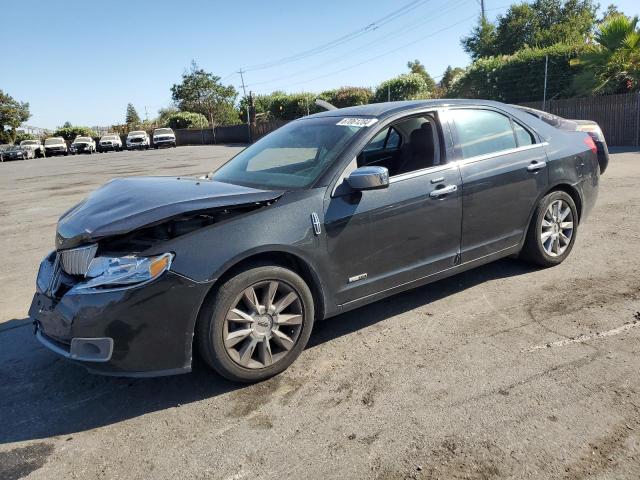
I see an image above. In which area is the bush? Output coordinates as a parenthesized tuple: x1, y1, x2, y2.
(163, 111, 209, 129)
(319, 87, 373, 108)
(448, 43, 585, 103)
(373, 73, 433, 103)
(14, 131, 36, 144)
(53, 126, 97, 141)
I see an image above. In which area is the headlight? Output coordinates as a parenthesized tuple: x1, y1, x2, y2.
(71, 253, 173, 293)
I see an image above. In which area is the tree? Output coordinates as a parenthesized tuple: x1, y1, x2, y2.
(462, 0, 598, 58)
(125, 103, 141, 126)
(62, 121, 72, 128)
(462, 17, 498, 60)
(0, 90, 30, 143)
(171, 61, 240, 125)
(407, 60, 437, 91)
(573, 15, 640, 94)
(373, 73, 432, 103)
(157, 106, 179, 126)
(440, 66, 466, 92)
(163, 111, 209, 129)
(53, 125, 97, 141)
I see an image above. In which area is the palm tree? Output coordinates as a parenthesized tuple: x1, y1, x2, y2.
(573, 15, 640, 94)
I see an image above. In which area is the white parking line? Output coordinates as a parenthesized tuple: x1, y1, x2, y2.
(526, 320, 640, 352)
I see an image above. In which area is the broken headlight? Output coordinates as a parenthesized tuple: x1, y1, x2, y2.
(71, 253, 173, 293)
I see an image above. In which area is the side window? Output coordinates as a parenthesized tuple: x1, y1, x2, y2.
(452, 109, 517, 159)
(362, 129, 388, 152)
(386, 128, 400, 149)
(513, 122, 534, 147)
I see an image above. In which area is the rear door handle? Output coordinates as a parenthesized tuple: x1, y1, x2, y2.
(527, 161, 547, 171)
(429, 185, 457, 198)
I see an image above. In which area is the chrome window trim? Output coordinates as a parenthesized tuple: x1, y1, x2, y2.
(457, 142, 548, 167)
(389, 163, 457, 183)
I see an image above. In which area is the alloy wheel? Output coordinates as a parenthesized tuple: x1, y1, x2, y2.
(223, 280, 304, 369)
(540, 199, 574, 257)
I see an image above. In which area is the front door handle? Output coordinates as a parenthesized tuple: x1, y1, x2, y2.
(527, 161, 547, 171)
(429, 184, 457, 198)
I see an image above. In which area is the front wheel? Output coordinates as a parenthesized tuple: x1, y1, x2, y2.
(521, 191, 578, 267)
(196, 265, 315, 382)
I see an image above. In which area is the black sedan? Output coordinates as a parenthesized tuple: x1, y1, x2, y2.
(30, 100, 601, 382)
(2, 145, 34, 161)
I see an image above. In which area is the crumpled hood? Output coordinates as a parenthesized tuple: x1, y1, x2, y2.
(56, 176, 284, 249)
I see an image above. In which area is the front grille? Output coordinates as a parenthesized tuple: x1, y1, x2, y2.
(59, 244, 98, 276)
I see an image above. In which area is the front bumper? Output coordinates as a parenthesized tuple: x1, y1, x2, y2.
(29, 254, 212, 376)
(154, 139, 176, 147)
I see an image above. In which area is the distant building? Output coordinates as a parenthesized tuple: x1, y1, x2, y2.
(17, 125, 49, 137)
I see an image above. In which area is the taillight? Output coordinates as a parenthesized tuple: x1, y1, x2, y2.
(583, 135, 597, 154)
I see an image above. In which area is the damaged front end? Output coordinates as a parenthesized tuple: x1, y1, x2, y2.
(31, 175, 283, 376)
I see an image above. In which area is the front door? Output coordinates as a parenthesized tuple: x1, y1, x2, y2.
(324, 114, 463, 306)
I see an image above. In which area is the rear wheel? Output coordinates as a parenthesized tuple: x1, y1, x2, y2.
(197, 265, 315, 382)
(521, 190, 578, 267)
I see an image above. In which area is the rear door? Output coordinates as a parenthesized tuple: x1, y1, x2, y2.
(449, 107, 549, 262)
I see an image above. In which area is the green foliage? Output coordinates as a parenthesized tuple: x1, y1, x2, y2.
(125, 103, 141, 126)
(373, 73, 433, 103)
(462, 17, 498, 59)
(240, 92, 323, 121)
(463, 0, 598, 58)
(318, 86, 374, 108)
(171, 61, 240, 125)
(14, 131, 36, 144)
(573, 15, 640, 94)
(0, 89, 30, 143)
(440, 66, 466, 92)
(407, 60, 437, 91)
(157, 106, 179, 126)
(448, 43, 584, 102)
(53, 125, 97, 141)
(163, 111, 209, 129)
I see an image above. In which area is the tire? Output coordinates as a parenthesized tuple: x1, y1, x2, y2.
(521, 190, 578, 267)
(196, 265, 315, 383)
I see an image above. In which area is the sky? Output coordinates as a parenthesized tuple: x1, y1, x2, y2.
(1, 0, 639, 130)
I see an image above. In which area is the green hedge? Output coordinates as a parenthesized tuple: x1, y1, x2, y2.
(448, 43, 585, 103)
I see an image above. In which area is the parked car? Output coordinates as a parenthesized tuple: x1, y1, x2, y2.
(153, 127, 176, 148)
(30, 99, 601, 382)
(2, 144, 35, 161)
(20, 139, 46, 158)
(44, 137, 68, 156)
(126, 130, 150, 150)
(70, 136, 96, 155)
(98, 134, 122, 153)
(514, 106, 609, 174)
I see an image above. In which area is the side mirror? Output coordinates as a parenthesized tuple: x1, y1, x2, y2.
(346, 166, 389, 191)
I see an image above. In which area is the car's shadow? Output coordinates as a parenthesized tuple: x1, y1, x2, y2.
(0, 258, 535, 444)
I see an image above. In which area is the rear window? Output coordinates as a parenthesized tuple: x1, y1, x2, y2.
(452, 109, 517, 158)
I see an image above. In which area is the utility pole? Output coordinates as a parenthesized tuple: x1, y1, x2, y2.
(238, 69, 248, 98)
(247, 91, 253, 143)
(542, 54, 549, 111)
(144, 106, 149, 122)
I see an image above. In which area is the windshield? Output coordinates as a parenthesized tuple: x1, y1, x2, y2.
(45, 138, 64, 145)
(213, 117, 363, 189)
(154, 128, 173, 135)
(21, 140, 38, 145)
(7, 146, 22, 151)
(101, 135, 117, 141)
(129, 131, 145, 136)
(74, 137, 91, 143)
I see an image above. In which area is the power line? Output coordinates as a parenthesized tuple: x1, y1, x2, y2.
(252, 14, 478, 94)
(243, 0, 432, 72)
(246, 0, 471, 89)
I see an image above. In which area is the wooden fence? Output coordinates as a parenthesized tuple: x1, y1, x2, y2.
(521, 92, 640, 146)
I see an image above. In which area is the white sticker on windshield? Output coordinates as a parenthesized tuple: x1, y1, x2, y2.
(336, 118, 378, 128)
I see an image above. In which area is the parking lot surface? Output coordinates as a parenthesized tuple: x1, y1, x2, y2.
(1, 146, 639, 479)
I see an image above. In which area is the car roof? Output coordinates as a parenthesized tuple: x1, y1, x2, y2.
(306, 99, 513, 120)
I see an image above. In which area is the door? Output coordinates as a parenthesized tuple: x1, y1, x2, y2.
(449, 108, 549, 262)
(324, 114, 462, 306)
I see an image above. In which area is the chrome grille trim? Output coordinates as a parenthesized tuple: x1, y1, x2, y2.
(59, 244, 98, 276)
